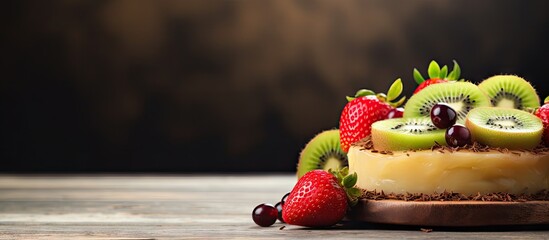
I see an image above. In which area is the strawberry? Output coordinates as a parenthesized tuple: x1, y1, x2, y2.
(282, 168, 360, 227)
(413, 60, 461, 94)
(535, 96, 549, 145)
(339, 79, 405, 152)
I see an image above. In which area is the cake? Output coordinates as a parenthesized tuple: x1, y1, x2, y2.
(273, 61, 549, 228)
(348, 138, 549, 195)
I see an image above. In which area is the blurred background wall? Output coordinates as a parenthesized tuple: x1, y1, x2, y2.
(1, 0, 548, 172)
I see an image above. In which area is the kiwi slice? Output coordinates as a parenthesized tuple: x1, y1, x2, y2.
(297, 129, 347, 178)
(465, 107, 543, 149)
(371, 117, 447, 151)
(404, 81, 490, 123)
(478, 75, 540, 110)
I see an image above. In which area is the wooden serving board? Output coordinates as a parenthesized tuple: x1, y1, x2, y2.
(347, 199, 549, 227)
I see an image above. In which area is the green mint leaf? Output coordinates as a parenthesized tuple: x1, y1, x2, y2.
(439, 65, 448, 79)
(342, 172, 357, 188)
(386, 78, 403, 102)
(428, 60, 440, 79)
(413, 68, 425, 84)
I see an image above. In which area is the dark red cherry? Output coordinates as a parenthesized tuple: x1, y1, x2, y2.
(431, 103, 457, 129)
(387, 108, 404, 119)
(446, 125, 472, 147)
(252, 203, 278, 227)
(274, 201, 284, 223)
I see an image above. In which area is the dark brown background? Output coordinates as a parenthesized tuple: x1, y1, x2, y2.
(1, 0, 548, 172)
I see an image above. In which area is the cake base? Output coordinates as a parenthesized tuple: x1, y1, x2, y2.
(347, 199, 549, 227)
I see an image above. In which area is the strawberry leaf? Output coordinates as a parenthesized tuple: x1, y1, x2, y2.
(447, 60, 461, 80)
(439, 65, 448, 79)
(413, 68, 425, 84)
(386, 78, 403, 102)
(545, 96, 549, 104)
(342, 172, 358, 188)
(347, 187, 362, 198)
(427, 61, 440, 79)
(391, 96, 407, 108)
(376, 93, 387, 102)
(355, 89, 375, 98)
(340, 166, 349, 177)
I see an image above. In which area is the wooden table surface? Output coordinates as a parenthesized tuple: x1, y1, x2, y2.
(0, 175, 548, 239)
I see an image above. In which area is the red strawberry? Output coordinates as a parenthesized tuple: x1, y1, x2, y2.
(413, 78, 448, 94)
(339, 79, 405, 152)
(282, 169, 360, 227)
(339, 96, 391, 152)
(413, 60, 461, 94)
(535, 97, 549, 145)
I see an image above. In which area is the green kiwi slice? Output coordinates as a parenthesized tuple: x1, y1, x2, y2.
(404, 81, 490, 123)
(297, 129, 347, 178)
(371, 117, 447, 151)
(465, 107, 543, 149)
(478, 75, 540, 110)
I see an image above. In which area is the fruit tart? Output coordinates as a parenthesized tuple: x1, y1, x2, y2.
(292, 61, 549, 227)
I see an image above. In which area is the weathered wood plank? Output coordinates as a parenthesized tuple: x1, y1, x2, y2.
(0, 175, 547, 239)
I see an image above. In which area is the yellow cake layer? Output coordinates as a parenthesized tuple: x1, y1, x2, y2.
(348, 146, 549, 195)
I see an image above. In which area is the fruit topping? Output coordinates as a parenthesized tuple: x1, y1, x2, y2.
(445, 124, 472, 147)
(478, 75, 540, 111)
(371, 117, 447, 151)
(430, 103, 457, 129)
(387, 107, 404, 119)
(465, 107, 543, 149)
(534, 96, 549, 145)
(297, 129, 347, 178)
(404, 81, 490, 123)
(339, 79, 405, 152)
(283, 169, 360, 227)
(252, 203, 278, 227)
(413, 60, 461, 94)
(274, 201, 284, 223)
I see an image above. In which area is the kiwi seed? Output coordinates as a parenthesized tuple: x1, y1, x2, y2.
(404, 81, 490, 123)
(478, 75, 540, 110)
(297, 129, 347, 178)
(465, 107, 543, 149)
(371, 117, 447, 152)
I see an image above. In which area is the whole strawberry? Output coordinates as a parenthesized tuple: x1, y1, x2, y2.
(413, 60, 461, 94)
(339, 79, 405, 152)
(282, 169, 360, 227)
(535, 96, 549, 145)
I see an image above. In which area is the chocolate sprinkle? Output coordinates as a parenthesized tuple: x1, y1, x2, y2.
(360, 189, 549, 202)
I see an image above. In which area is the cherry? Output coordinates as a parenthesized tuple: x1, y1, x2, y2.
(387, 108, 404, 119)
(431, 103, 457, 129)
(252, 203, 278, 227)
(281, 192, 290, 204)
(275, 201, 284, 223)
(446, 125, 472, 147)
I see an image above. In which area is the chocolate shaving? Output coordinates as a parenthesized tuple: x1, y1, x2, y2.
(360, 189, 549, 202)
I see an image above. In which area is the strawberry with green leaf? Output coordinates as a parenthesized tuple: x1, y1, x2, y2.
(339, 79, 405, 152)
(535, 96, 549, 145)
(413, 60, 461, 94)
(282, 168, 361, 227)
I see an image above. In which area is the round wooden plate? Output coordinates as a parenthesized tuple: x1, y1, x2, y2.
(347, 199, 549, 227)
